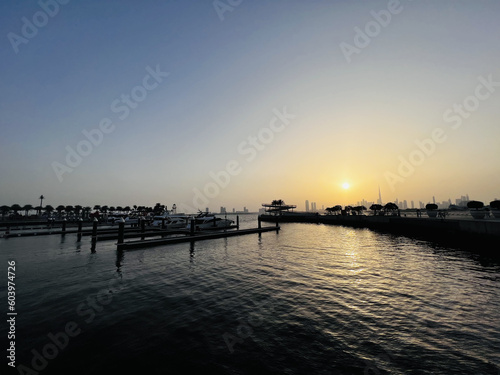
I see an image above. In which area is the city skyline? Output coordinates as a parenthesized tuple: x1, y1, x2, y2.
(3, 191, 497, 215)
(1, 1, 499, 211)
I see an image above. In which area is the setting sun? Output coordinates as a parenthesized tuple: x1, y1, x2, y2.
(342, 182, 350, 190)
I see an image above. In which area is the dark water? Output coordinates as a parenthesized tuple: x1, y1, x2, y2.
(1, 215, 500, 374)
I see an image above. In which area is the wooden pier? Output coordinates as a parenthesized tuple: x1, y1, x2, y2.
(1, 215, 281, 252)
(116, 226, 279, 250)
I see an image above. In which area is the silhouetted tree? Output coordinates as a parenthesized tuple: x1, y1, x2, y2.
(44, 205, 54, 216)
(23, 204, 34, 217)
(383, 202, 398, 215)
(11, 204, 22, 215)
(83, 207, 92, 219)
(56, 205, 65, 217)
(1, 205, 10, 220)
(74, 205, 83, 218)
(370, 204, 383, 215)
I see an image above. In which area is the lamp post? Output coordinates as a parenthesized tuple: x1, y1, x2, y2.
(39, 195, 44, 215)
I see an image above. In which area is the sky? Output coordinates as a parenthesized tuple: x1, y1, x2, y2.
(1, 0, 499, 212)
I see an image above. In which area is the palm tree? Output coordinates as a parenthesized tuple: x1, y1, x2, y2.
(116, 206, 123, 213)
(153, 203, 164, 215)
(23, 204, 34, 217)
(1, 205, 10, 220)
(44, 205, 54, 217)
(74, 205, 83, 219)
(352, 205, 366, 215)
(101, 205, 109, 214)
(123, 206, 131, 214)
(93, 205, 101, 211)
(383, 202, 399, 216)
(271, 199, 284, 206)
(370, 204, 383, 215)
(83, 206, 92, 220)
(56, 205, 65, 218)
(325, 207, 335, 215)
(11, 204, 22, 215)
(65, 205, 74, 217)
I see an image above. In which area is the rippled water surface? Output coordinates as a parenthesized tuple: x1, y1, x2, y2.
(1, 215, 499, 374)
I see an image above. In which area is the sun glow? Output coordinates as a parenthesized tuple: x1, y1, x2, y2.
(342, 182, 350, 190)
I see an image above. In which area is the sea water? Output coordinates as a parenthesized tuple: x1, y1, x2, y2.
(1, 214, 499, 374)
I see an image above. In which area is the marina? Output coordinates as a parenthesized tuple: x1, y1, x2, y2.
(2, 214, 499, 374)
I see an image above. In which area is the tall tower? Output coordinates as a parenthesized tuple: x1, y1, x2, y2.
(305, 200, 309, 212)
(377, 186, 382, 205)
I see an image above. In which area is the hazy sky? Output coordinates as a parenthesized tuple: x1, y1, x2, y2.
(1, 0, 499, 212)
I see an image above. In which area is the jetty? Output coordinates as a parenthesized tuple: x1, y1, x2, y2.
(0, 215, 280, 252)
(116, 225, 279, 250)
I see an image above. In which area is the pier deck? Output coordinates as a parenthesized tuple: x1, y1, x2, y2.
(116, 226, 279, 250)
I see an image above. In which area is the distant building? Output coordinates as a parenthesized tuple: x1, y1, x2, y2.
(411, 200, 415, 209)
(377, 186, 383, 205)
(305, 200, 309, 212)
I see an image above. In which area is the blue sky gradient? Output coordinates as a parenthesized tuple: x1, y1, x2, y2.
(1, 0, 499, 211)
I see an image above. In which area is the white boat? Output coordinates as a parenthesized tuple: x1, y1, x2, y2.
(108, 214, 140, 225)
(151, 211, 189, 228)
(186, 212, 234, 230)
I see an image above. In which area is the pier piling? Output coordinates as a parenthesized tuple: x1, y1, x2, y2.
(77, 219, 83, 241)
(236, 215, 239, 230)
(91, 218, 98, 252)
(61, 219, 67, 236)
(118, 219, 125, 244)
